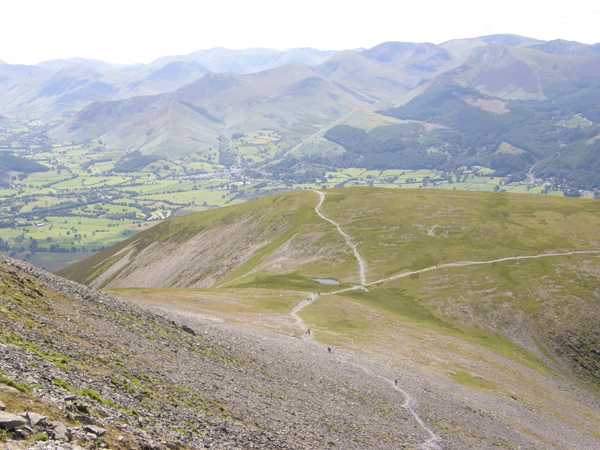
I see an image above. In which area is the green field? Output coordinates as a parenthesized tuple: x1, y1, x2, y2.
(0, 122, 587, 272)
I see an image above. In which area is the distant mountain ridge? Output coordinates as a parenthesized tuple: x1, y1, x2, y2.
(4, 35, 600, 189)
(0, 47, 338, 119)
(150, 47, 339, 74)
(0, 35, 565, 120)
(49, 39, 474, 158)
(36, 57, 115, 71)
(288, 39, 600, 190)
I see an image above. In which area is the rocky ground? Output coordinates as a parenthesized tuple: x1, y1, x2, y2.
(1, 256, 600, 449)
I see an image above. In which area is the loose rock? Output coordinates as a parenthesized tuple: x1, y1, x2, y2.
(26, 412, 47, 427)
(83, 425, 106, 437)
(50, 421, 70, 441)
(0, 412, 27, 430)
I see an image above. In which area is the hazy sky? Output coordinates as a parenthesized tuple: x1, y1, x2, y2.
(1, 0, 599, 65)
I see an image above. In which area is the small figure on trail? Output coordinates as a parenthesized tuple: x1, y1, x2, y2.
(394, 378, 398, 386)
(327, 346, 332, 353)
(307, 329, 311, 336)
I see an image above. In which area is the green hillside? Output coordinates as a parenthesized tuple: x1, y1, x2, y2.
(61, 187, 600, 288)
(0, 152, 49, 186)
(60, 187, 600, 386)
(299, 77, 600, 189)
(56, 190, 355, 288)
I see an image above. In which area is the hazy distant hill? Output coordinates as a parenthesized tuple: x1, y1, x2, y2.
(435, 43, 600, 100)
(529, 39, 600, 57)
(122, 60, 211, 97)
(50, 64, 372, 159)
(151, 47, 338, 74)
(306, 75, 600, 187)
(439, 33, 543, 61)
(291, 42, 600, 188)
(49, 40, 472, 159)
(36, 57, 115, 71)
(0, 47, 336, 119)
(316, 42, 458, 101)
(5, 35, 600, 190)
(0, 60, 211, 119)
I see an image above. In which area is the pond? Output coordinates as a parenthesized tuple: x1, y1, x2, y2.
(312, 279, 340, 285)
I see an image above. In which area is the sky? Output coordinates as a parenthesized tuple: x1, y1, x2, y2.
(1, 0, 599, 65)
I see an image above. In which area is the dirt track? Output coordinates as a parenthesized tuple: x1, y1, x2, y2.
(313, 190, 367, 285)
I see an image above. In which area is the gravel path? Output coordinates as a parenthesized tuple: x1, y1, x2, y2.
(300, 195, 600, 449)
(313, 190, 367, 285)
(370, 250, 600, 286)
(322, 250, 600, 296)
(291, 291, 442, 449)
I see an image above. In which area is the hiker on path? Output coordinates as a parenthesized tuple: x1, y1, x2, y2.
(307, 329, 311, 336)
(327, 346, 332, 353)
(394, 378, 398, 386)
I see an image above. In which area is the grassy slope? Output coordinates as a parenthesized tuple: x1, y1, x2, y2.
(316, 188, 600, 282)
(62, 187, 600, 290)
(63, 187, 600, 385)
(58, 190, 355, 288)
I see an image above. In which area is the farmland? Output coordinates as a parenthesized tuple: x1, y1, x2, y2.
(0, 120, 589, 271)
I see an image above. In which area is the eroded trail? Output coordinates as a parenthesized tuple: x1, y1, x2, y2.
(370, 250, 600, 286)
(342, 358, 442, 449)
(321, 250, 600, 295)
(290, 293, 317, 340)
(297, 193, 600, 448)
(292, 294, 441, 448)
(313, 190, 367, 285)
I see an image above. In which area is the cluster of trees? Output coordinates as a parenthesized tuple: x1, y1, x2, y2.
(261, 158, 327, 184)
(113, 151, 158, 173)
(321, 124, 448, 170)
(301, 79, 600, 191)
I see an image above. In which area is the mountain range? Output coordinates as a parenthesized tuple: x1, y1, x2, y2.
(3, 35, 600, 189)
(4, 36, 600, 449)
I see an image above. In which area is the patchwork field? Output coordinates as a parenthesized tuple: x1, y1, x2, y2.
(0, 121, 588, 272)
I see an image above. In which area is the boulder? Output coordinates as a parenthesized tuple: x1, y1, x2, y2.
(0, 400, 5, 411)
(50, 421, 71, 441)
(84, 424, 106, 436)
(0, 411, 27, 430)
(26, 411, 47, 426)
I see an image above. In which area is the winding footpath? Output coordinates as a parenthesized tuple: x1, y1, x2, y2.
(291, 190, 600, 449)
(314, 190, 367, 285)
(324, 249, 600, 296)
(290, 294, 317, 340)
(300, 191, 442, 449)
